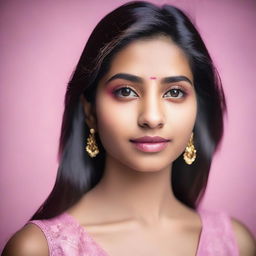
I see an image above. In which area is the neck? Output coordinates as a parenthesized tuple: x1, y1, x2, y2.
(89, 155, 181, 225)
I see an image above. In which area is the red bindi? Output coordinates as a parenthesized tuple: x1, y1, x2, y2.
(149, 76, 157, 80)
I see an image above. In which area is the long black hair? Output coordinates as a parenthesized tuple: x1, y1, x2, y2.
(31, 1, 226, 220)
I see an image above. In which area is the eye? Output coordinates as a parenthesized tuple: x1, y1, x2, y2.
(163, 88, 185, 99)
(113, 87, 138, 98)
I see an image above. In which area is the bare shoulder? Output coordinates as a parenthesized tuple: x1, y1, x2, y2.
(231, 218, 256, 256)
(2, 223, 49, 256)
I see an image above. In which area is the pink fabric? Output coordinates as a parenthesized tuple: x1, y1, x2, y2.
(29, 213, 108, 256)
(196, 210, 239, 256)
(28, 210, 239, 256)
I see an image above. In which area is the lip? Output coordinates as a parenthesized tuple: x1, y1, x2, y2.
(130, 136, 170, 143)
(130, 136, 170, 152)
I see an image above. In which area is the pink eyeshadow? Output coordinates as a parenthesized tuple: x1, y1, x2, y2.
(106, 85, 120, 97)
(106, 86, 115, 96)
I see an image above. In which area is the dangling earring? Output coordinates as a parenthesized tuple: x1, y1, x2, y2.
(86, 128, 99, 158)
(183, 133, 196, 165)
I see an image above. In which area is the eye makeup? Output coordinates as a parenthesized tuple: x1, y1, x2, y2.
(113, 87, 139, 98)
(163, 88, 186, 99)
(104, 75, 193, 100)
(106, 84, 139, 99)
(162, 84, 189, 99)
(107, 83, 189, 102)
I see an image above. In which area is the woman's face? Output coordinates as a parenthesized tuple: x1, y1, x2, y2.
(91, 36, 197, 172)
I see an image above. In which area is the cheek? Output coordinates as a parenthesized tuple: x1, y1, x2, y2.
(95, 94, 136, 149)
(166, 98, 197, 149)
(96, 101, 134, 130)
(167, 97, 197, 129)
(174, 105, 196, 129)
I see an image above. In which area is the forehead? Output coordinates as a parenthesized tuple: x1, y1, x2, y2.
(105, 36, 193, 80)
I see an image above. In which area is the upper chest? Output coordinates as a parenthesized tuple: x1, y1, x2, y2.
(83, 222, 202, 256)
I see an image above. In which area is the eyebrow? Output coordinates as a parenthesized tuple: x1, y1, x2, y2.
(105, 73, 193, 86)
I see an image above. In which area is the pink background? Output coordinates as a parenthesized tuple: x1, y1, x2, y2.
(0, 0, 255, 251)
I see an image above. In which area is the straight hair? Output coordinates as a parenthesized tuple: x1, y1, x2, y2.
(31, 1, 226, 220)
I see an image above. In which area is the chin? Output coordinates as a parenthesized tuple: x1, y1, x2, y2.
(122, 157, 173, 173)
(105, 148, 180, 174)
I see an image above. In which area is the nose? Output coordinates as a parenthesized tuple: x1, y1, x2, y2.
(138, 94, 165, 129)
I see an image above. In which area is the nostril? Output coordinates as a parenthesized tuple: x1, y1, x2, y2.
(140, 122, 150, 128)
(138, 100, 165, 129)
(139, 120, 164, 129)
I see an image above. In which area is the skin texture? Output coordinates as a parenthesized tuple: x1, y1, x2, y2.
(94, 36, 197, 174)
(2, 36, 256, 256)
(75, 35, 200, 255)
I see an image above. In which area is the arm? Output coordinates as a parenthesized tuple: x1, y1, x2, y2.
(231, 218, 256, 256)
(2, 223, 49, 256)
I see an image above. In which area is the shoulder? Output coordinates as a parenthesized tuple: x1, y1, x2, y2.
(231, 218, 256, 256)
(2, 223, 48, 256)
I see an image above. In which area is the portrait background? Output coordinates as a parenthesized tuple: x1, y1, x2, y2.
(1, 0, 255, 251)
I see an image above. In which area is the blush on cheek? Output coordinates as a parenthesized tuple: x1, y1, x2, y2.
(96, 101, 121, 131)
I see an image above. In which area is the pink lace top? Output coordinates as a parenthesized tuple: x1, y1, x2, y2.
(28, 210, 239, 256)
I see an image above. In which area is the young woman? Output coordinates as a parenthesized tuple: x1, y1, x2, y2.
(2, 1, 255, 255)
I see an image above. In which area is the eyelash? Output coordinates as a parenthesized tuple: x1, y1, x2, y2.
(112, 86, 187, 99)
(113, 86, 139, 98)
(163, 88, 186, 99)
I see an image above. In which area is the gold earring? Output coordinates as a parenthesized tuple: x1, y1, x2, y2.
(86, 128, 99, 158)
(183, 133, 196, 165)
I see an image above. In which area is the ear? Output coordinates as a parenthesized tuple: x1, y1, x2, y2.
(80, 95, 97, 130)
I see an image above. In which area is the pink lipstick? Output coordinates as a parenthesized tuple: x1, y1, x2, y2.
(130, 136, 170, 152)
